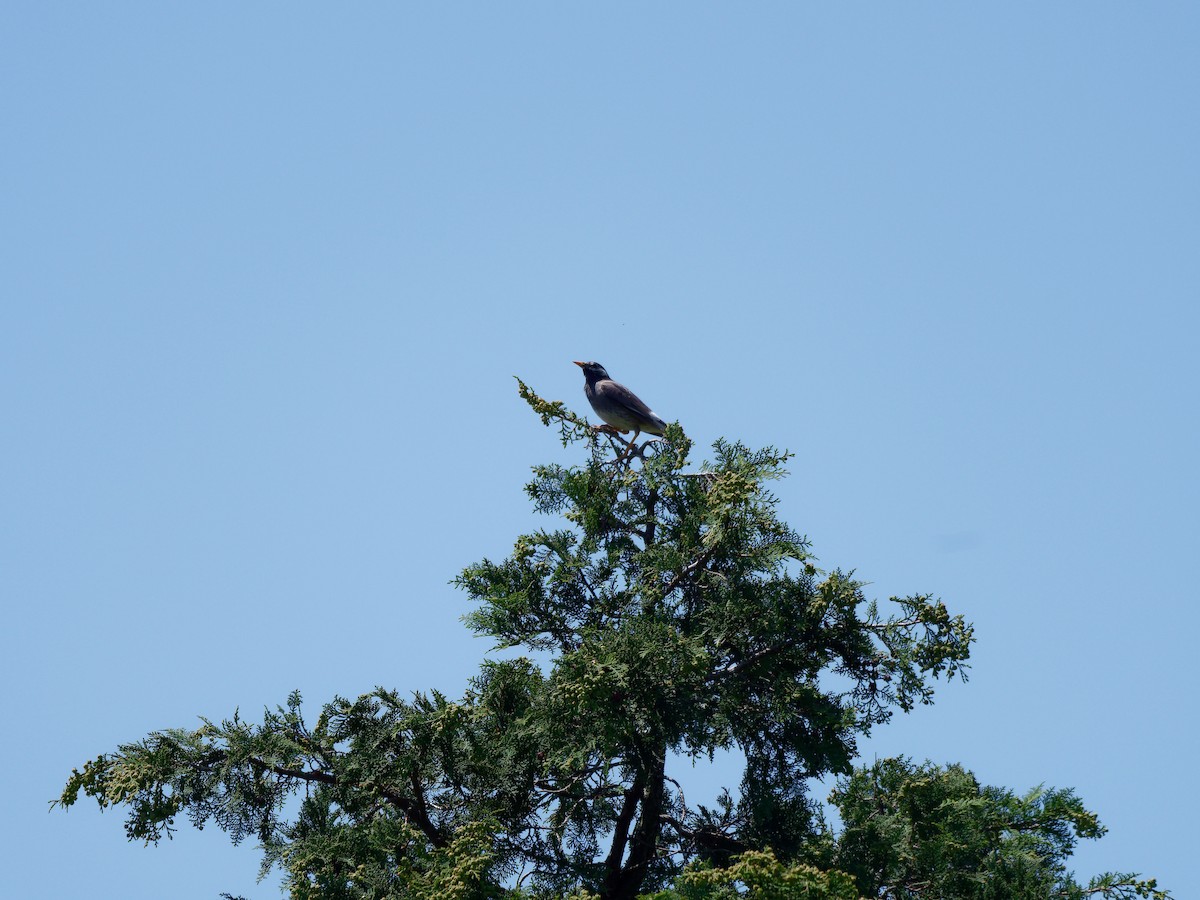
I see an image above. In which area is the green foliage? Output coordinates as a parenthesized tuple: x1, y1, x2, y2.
(828, 757, 1169, 900)
(58, 684, 533, 898)
(642, 850, 860, 900)
(54, 382, 1166, 900)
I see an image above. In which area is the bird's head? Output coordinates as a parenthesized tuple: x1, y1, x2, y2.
(573, 360, 610, 382)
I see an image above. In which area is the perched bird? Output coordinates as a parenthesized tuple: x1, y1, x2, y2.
(574, 361, 668, 456)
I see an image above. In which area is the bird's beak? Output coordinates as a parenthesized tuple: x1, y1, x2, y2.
(573, 360, 585, 368)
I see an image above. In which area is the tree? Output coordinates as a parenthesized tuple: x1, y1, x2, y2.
(56, 383, 1166, 899)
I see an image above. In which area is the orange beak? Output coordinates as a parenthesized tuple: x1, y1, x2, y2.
(573, 360, 585, 368)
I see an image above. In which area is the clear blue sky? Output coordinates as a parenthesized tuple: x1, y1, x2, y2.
(3, 4, 1196, 897)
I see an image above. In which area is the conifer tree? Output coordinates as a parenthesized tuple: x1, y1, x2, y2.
(56, 383, 1167, 899)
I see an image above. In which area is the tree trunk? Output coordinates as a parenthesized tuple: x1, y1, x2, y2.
(601, 751, 667, 900)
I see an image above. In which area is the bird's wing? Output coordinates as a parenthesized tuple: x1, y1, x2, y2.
(599, 380, 668, 429)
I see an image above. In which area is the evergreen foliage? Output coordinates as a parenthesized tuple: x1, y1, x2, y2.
(827, 758, 1169, 900)
(56, 382, 1167, 899)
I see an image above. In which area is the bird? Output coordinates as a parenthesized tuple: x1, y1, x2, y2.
(574, 361, 668, 458)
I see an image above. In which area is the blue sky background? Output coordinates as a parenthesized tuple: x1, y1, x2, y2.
(3, 4, 1197, 897)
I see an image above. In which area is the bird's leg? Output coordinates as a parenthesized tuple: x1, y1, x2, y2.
(615, 429, 642, 463)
